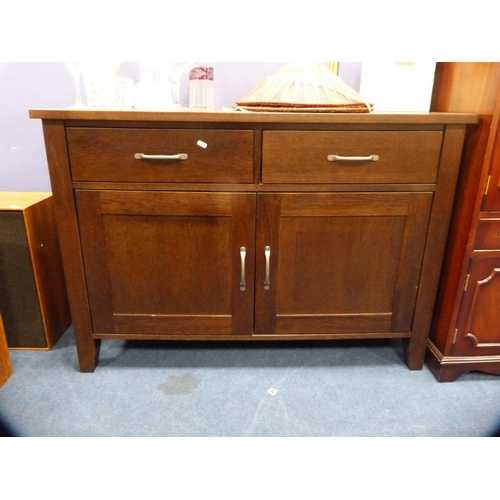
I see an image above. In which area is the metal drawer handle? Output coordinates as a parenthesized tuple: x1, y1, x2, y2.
(240, 247, 247, 291)
(327, 154, 379, 162)
(264, 246, 271, 291)
(134, 153, 188, 161)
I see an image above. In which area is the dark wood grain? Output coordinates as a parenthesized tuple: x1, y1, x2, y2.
(76, 190, 256, 336)
(29, 108, 479, 125)
(31, 110, 474, 372)
(67, 128, 254, 183)
(404, 124, 467, 369)
(41, 121, 100, 372)
(255, 192, 431, 336)
(262, 130, 443, 184)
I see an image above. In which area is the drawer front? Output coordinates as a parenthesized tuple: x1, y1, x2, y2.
(474, 218, 500, 251)
(67, 128, 254, 183)
(262, 130, 443, 184)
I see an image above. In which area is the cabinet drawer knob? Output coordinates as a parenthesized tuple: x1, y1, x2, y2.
(134, 153, 188, 161)
(327, 154, 379, 162)
(264, 246, 271, 291)
(240, 247, 247, 291)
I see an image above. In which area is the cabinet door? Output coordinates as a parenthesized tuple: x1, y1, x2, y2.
(255, 192, 432, 336)
(483, 124, 500, 211)
(75, 190, 256, 336)
(451, 258, 500, 356)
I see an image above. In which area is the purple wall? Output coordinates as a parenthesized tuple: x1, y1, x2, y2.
(0, 62, 361, 192)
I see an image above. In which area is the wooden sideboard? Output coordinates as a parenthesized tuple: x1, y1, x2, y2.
(29, 109, 477, 372)
(428, 63, 500, 381)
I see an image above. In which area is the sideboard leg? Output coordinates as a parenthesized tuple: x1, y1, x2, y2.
(76, 338, 101, 373)
(401, 338, 425, 370)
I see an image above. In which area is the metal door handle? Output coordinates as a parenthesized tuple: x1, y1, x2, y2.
(264, 246, 271, 290)
(327, 154, 379, 162)
(240, 247, 246, 291)
(134, 153, 188, 161)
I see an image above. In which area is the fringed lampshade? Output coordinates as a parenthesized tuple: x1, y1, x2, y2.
(235, 62, 373, 113)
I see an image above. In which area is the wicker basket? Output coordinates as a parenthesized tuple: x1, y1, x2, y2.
(235, 62, 373, 113)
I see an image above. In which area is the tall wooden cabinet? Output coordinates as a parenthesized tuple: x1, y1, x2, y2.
(428, 62, 500, 381)
(29, 109, 476, 373)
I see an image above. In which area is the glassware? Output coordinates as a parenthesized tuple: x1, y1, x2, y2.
(137, 63, 173, 109)
(167, 62, 197, 108)
(82, 62, 134, 108)
(189, 63, 214, 109)
(82, 62, 111, 108)
(65, 62, 86, 108)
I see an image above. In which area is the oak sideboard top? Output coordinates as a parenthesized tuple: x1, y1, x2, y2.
(29, 108, 479, 125)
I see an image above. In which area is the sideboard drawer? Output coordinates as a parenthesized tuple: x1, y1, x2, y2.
(67, 128, 254, 183)
(262, 130, 443, 184)
(474, 218, 500, 251)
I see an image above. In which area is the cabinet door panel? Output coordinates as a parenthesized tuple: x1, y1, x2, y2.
(255, 192, 432, 336)
(76, 190, 255, 336)
(451, 259, 500, 355)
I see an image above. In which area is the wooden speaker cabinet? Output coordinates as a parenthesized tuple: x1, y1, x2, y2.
(0, 192, 71, 349)
(0, 313, 13, 387)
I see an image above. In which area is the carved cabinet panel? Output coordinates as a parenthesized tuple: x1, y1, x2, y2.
(452, 259, 500, 356)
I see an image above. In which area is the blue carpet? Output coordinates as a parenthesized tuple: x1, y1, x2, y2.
(1, 326, 500, 437)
